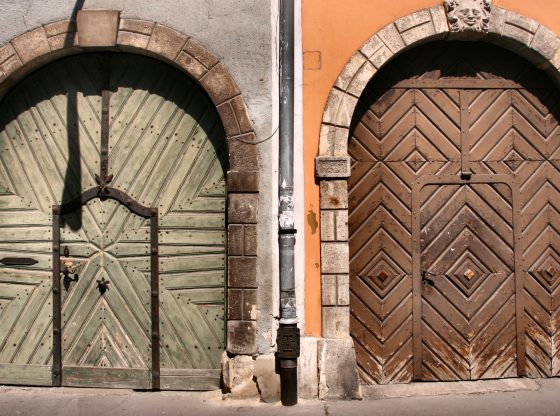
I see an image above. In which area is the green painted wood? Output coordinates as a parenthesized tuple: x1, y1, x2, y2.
(0, 364, 52, 386)
(0, 53, 226, 390)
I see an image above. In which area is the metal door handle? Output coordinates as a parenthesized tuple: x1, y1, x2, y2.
(61, 246, 79, 291)
(96, 277, 110, 295)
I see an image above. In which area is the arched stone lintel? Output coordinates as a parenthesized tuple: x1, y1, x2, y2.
(0, 18, 259, 356)
(317, 5, 560, 164)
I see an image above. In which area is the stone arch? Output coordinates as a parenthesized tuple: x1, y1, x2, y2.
(0, 17, 259, 355)
(316, 4, 560, 362)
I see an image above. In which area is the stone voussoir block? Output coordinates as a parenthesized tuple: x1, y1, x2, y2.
(11, 27, 50, 64)
(378, 23, 406, 55)
(430, 5, 449, 35)
(119, 18, 155, 35)
(231, 96, 253, 134)
(228, 257, 257, 288)
(227, 320, 257, 355)
(228, 193, 258, 224)
(334, 92, 358, 129)
(530, 25, 560, 60)
(175, 51, 207, 80)
(347, 60, 376, 98)
(401, 22, 436, 46)
(320, 180, 348, 210)
(147, 24, 189, 61)
(217, 101, 241, 136)
(117, 31, 150, 50)
(334, 51, 367, 91)
(395, 8, 431, 33)
(0, 54, 22, 76)
(48, 32, 78, 51)
(200, 62, 241, 106)
(316, 156, 351, 178)
(183, 38, 219, 69)
(360, 35, 384, 59)
(44, 20, 76, 38)
(318, 124, 349, 157)
(0, 43, 16, 64)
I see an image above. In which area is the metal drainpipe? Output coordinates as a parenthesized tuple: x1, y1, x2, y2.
(277, 0, 300, 407)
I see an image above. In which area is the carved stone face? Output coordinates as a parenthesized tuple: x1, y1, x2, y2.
(445, 0, 492, 33)
(458, 0, 483, 27)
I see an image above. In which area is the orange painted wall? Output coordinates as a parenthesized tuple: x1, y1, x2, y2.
(302, 0, 560, 336)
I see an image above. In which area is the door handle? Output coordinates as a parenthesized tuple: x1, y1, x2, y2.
(61, 246, 79, 291)
(96, 277, 110, 295)
(421, 270, 436, 287)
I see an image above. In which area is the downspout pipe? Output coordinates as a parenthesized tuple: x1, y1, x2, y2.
(277, 0, 300, 407)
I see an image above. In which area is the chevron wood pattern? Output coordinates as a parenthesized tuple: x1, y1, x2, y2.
(0, 54, 226, 389)
(349, 41, 560, 385)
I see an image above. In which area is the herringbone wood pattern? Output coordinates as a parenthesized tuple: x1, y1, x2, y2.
(349, 41, 560, 384)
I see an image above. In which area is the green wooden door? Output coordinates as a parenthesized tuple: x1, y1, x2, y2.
(0, 53, 226, 389)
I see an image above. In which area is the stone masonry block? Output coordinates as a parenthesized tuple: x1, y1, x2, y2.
(321, 274, 350, 306)
(401, 22, 436, 46)
(360, 35, 384, 59)
(321, 243, 349, 274)
(318, 338, 361, 400)
(506, 11, 539, 34)
(228, 224, 244, 256)
(254, 355, 280, 403)
(119, 19, 155, 35)
(244, 225, 257, 256)
(48, 33, 78, 51)
(430, 5, 449, 35)
(369, 44, 393, 69)
(228, 136, 259, 171)
(0, 54, 22, 76)
(530, 25, 560, 60)
(395, 9, 431, 33)
(322, 306, 350, 339)
(228, 288, 243, 320)
(243, 289, 257, 321)
(335, 93, 358, 128)
(298, 337, 319, 399)
(378, 23, 406, 55)
(489, 7, 507, 36)
(316, 156, 351, 179)
(217, 101, 240, 136)
(147, 24, 189, 61)
(322, 88, 344, 125)
(222, 353, 259, 398)
(227, 170, 259, 193)
(200, 63, 241, 106)
(228, 194, 258, 223)
(321, 274, 337, 306)
(11, 27, 50, 64)
(318, 125, 349, 157)
(347, 60, 376, 98)
(502, 23, 533, 47)
(0, 43, 16, 64)
(334, 51, 367, 91)
(227, 321, 257, 355)
(184, 38, 219, 69)
(117, 31, 150, 50)
(44, 20, 75, 37)
(77, 10, 119, 47)
(321, 210, 348, 242)
(175, 51, 207, 80)
(320, 180, 348, 209)
(231, 96, 253, 134)
(228, 257, 257, 288)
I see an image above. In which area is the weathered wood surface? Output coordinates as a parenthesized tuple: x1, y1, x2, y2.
(349, 41, 560, 384)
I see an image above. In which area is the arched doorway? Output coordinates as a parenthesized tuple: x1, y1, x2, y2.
(349, 41, 560, 384)
(0, 53, 227, 389)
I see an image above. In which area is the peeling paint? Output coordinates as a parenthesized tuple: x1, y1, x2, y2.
(307, 210, 318, 234)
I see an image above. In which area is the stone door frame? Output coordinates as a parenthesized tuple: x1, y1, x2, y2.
(0, 15, 259, 356)
(315, 4, 560, 398)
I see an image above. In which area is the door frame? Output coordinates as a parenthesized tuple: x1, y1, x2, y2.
(411, 174, 523, 379)
(52, 187, 159, 388)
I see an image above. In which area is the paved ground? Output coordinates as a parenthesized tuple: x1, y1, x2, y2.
(1, 378, 559, 415)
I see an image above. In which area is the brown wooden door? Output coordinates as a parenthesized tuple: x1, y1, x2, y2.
(419, 184, 516, 381)
(349, 41, 560, 384)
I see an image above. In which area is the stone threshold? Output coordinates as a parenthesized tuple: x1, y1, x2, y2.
(361, 378, 540, 400)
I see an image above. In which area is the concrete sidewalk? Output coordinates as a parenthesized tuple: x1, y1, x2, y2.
(1, 378, 559, 416)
